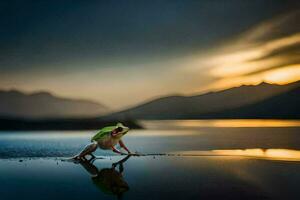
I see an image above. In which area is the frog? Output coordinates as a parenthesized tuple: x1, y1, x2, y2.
(73, 123, 131, 161)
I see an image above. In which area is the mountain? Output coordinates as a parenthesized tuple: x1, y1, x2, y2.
(0, 90, 109, 118)
(105, 81, 300, 119)
(201, 86, 300, 119)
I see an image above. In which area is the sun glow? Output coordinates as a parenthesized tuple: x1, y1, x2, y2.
(189, 12, 300, 94)
(211, 33, 300, 78)
(262, 64, 300, 85)
(208, 64, 300, 91)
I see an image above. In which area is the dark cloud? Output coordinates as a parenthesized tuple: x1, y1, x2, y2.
(243, 10, 300, 43)
(0, 0, 298, 72)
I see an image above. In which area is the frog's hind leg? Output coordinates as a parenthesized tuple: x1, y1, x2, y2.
(75, 142, 98, 161)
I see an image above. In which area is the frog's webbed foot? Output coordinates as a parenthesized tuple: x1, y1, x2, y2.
(72, 155, 95, 164)
(70, 155, 83, 164)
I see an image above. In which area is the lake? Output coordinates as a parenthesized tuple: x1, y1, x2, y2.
(1, 120, 300, 200)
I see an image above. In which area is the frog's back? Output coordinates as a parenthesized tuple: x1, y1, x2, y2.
(91, 126, 115, 142)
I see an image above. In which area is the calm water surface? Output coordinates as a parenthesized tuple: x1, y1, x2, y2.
(1, 120, 300, 200)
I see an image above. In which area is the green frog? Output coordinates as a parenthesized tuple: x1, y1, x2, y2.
(74, 123, 131, 161)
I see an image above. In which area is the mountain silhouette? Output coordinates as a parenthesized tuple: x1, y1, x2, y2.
(0, 90, 109, 118)
(201, 86, 300, 119)
(105, 81, 300, 119)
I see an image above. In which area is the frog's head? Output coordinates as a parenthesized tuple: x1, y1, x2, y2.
(111, 123, 130, 138)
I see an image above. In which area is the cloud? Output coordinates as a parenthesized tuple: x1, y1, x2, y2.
(1, 7, 299, 109)
(209, 64, 300, 91)
(185, 10, 300, 92)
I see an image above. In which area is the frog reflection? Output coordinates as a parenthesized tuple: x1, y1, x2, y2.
(79, 155, 131, 199)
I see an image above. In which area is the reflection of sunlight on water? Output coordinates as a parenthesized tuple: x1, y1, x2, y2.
(213, 149, 300, 161)
(172, 149, 300, 161)
(140, 119, 300, 129)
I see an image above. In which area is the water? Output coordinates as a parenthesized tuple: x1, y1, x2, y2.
(1, 120, 300, 199)
(1, 120, 300, 158)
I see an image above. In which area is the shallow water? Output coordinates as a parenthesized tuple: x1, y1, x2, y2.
(1, 126, 300, 158)
(1, 120, 300, 199)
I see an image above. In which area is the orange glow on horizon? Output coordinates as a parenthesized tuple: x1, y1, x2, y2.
(262, 64, 300, 85)
(212, 149, 300, 161)
(211, 33, 300, 78)
(207, 64, 300, 92)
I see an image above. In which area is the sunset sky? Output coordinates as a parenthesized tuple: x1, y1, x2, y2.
(1, 0, 299, 110)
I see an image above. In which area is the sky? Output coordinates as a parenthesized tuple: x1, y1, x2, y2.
(0, 0, 300, 110)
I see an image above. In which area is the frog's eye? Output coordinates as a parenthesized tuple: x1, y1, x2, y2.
(116, 127, 123, 132)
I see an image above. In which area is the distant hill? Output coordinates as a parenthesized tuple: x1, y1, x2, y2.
(0, 90, 109, 118)
(201, 86, 300, 119)
(105, 81, 300, 119)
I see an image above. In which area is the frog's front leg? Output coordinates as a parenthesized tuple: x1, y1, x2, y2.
(119, 140, 131, 154)
(111, 146, 126, 155)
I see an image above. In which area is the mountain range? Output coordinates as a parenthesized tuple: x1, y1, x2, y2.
(1, 81, 299, 121)
(105, 81, 300, 119)
(203, 86, 300, 119)
(0, 90, 109, 118)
